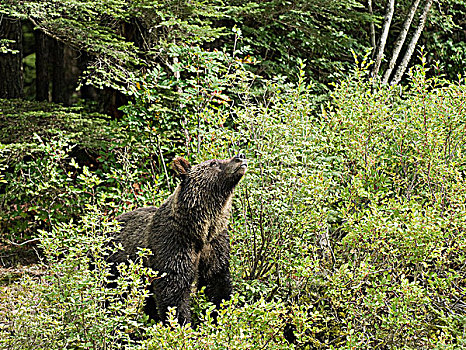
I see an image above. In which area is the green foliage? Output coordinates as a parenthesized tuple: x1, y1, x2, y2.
(320, 58, 466, 347)
(0, 100, 169, 241)
(0, 99, 116, 147)
(141, 296, 305, 349)
(226, 0, 371, 88)
(329, 55, 466, 205)
(120, 39, 256, 158)
(423, 0, 466, 79)
(192, 60, 466, 347)
(0, 38, 19, 54)
(0, 208, 153, 349)
(3, 0, 230, 91)
(1, 60, 466, 348)
(1, 0, 466, 345)
(3, 0, 466, 99)
(0, 133, 302, 347)
(195, 63, 337, 295)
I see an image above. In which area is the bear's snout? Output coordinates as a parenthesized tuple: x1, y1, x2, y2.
(233, 153, 247, 169)
(229, 154, 247, 175)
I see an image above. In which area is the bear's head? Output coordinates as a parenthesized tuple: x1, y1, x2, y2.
(172, 154, 247, 209)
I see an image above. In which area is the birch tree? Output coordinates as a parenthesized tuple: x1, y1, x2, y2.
(371, 0, 435, 84)
(382, 0, 421, 84)
(368, 0, 376, 50)
(390, 0, 434, 85)
(371, 0, 395, 77)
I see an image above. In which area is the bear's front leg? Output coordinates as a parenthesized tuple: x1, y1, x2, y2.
(198, 230, 232, 310)
(153, 249, 197, 326)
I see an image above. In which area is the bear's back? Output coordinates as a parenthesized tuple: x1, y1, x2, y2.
(110, 206, 159, 263)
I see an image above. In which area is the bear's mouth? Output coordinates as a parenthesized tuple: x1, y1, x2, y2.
(226, 154, 247, 175)
(234, 162, 247, 174)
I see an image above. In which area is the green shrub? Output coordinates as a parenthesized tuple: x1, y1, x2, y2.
(0, 103, 170, 241)
(196, 64, 338, 295)
(193, 59, 466, 347)
(2, 59, 465, 348)
(120, 41, 256, 161)
(320, 58, 466, 348)
(0, 208, 153, 349)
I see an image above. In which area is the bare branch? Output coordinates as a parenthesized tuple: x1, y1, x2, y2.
(5, 238, 41, 246)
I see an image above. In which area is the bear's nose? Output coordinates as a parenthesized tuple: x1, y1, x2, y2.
(235, 153, 246, 160)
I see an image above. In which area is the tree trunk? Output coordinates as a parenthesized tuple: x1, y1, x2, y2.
(51, 39, 66, 103)
(371, 0, 395, 78)
(368, 0, 376, 51)
(390, 0, 433, 85)
(0, 16, 23, 98)
(382, 0, 421, 84)
(63, 45, 79, 105)
(34, 30, 50, 101)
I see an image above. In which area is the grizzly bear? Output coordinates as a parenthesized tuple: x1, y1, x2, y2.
(108, 154, 247, 325)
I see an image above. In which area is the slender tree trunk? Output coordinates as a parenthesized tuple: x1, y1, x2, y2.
(382, 0, 421, 84)
(390, 0, 433, 85)
(368, 0, 376, 51)
(371, 0, 395, 77)
(0, 16, 23, 98)
(52, 39, 66, 103)
(34, 30, 50, 101)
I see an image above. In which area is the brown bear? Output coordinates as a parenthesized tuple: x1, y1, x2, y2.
(108, 154, 247, 325)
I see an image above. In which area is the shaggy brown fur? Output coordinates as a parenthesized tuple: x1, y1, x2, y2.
(108, 154, 247, 325)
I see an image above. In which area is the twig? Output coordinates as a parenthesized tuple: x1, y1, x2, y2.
(5, 238, 41, 246)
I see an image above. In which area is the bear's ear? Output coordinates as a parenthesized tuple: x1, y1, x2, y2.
(172, 157, 191, 177)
